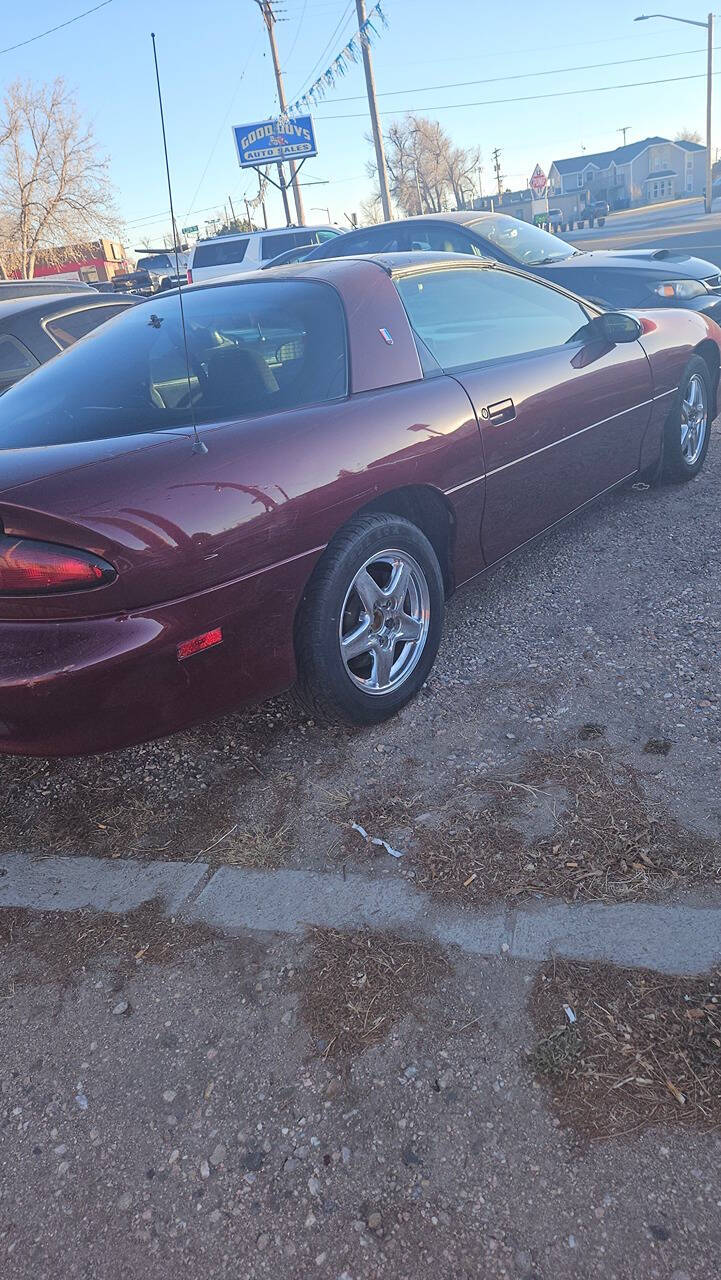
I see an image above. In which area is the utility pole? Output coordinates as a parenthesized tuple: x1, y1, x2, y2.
(228, 195, 238, 227)
(617, 126, 631, 145)
(253, 0, 305, 226)
(258, 171, 269, 227)
(492, 147, 503, 197)
(355, 0, 392, 220)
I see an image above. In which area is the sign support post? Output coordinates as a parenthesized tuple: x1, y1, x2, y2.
(529, 163, 549, 224)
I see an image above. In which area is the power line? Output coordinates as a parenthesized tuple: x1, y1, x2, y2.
(0, 0, 114, 55)
(327, 44, 714, 103)
(316, 70, 720, 121)
(289, 0, 355, 101)
(182, 33, 261, 221)
(284, 0, 310, 63)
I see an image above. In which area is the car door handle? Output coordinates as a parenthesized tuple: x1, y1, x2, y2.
(483, 397, 516, 426)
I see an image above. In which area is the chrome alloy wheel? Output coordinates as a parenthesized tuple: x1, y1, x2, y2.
(339, 549, 431, 695)
(680, 373, 708, 466)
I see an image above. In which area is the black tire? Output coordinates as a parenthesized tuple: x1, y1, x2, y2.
(295, 513, 445, 725)
(598, 217, 606, 226)
(661, 355, 713, 483)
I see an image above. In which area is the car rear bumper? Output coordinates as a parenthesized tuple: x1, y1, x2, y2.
(0, 551, 320, 757)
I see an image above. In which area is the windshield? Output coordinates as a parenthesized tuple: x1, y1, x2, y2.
(471, 217, 575, 266)
(0, 279, 347, 448)
(137, 255, 172, 272)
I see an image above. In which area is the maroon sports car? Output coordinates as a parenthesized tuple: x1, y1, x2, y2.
(0, 253, 717, 756)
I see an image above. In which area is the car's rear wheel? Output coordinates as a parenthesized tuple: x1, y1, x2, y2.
(295, 513, 444, 724)
(662, 356, 712, 483)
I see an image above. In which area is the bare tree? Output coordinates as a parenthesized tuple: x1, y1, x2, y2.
(0, 78, 118, 279)
(359, 193, 383, 224)
(365, 115, 480, 218)
(676, 127, 702, 143)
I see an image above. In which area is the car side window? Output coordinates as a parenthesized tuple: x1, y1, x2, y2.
(0, 280, 348, 447)
(406, 225, 479, 256)
(312, 225, 410, 258)
(45, 304, 130, 349)
(395, 267, 590, 371)
(0, 334, 39, 379)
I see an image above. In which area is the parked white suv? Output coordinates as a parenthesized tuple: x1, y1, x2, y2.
(187, 226, 341, 283)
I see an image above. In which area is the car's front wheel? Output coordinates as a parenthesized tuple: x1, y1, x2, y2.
(295, 513, 445, 724)
(662, 355, 713, 483)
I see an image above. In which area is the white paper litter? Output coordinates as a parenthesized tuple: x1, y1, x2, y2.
(563, 1004, 577, 1024)
(351, 821, 405, 859)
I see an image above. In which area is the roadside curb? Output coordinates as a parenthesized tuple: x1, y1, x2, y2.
(1, 853, 720, 976)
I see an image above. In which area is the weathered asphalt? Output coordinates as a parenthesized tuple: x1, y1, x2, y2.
(567, 200, 721, 268)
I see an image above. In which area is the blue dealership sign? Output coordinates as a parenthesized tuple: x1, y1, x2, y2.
(233, 116, 318, 168)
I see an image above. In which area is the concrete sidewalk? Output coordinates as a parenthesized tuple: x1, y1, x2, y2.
(2, 851, 720, 976)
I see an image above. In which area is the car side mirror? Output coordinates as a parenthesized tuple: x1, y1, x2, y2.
(588, 312, 642, 344)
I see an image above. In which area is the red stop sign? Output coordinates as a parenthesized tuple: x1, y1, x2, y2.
(530, 164, 547, 193)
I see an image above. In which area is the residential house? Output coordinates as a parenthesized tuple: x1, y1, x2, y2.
(548, 136, 706, 210)
(472, 188, 533, 223)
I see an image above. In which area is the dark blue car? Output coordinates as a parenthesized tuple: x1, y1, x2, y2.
(302, 210, 721, 318)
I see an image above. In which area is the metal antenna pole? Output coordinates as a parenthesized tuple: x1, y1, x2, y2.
(355, 0, 392, 221)
(254, 0, 305, 225)
(150, 32, 207, 456)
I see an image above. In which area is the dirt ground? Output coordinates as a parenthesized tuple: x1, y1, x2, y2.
(2, 911, 721, 1280)
(1, 425, 720, 1277)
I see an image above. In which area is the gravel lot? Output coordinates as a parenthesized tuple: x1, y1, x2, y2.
(1, 425, 720, 1278)
(2, 911, 720, 1280)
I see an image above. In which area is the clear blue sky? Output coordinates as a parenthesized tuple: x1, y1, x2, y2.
(1, 0, 714, 247)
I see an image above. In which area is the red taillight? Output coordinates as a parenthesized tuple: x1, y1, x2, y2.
(0, 533, 116, 595)
(187, 268, 193, 285)
(177, 628, 223, 661)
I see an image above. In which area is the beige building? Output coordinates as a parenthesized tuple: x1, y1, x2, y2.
(548, 135, 706, 209)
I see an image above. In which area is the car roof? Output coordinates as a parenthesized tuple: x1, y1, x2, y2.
(184, 251, 496, 292)
(0, 279, 94, 298)
(345, 211, 498, 229)
(0, 292, 136, 320)
(192, 224, 337, 248)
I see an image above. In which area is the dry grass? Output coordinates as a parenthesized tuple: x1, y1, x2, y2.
(344, 747, 721, 906)
(530, 959, 721, 1137)
(294, 927, 451, 1059)
(0, 900, 224, 991)
(0, 749, 298, 869)
(217, 821, 293, 868)
(514, 749, 721, 902)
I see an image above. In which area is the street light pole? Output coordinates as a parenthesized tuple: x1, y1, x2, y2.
(635, 13, 714, 213)
(707, 12, 714, 211)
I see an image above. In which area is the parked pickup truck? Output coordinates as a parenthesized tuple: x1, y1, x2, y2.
(574, 201, 609, 230)
(112, 251, 189, 295)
